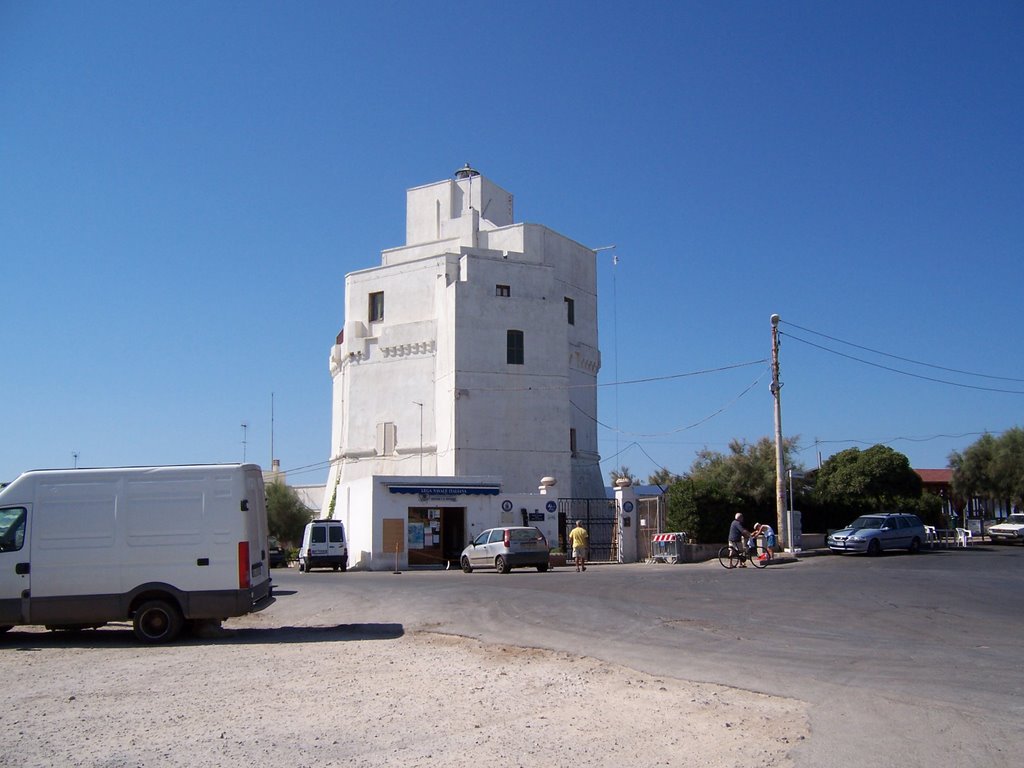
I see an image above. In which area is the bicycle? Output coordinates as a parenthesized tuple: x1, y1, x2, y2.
(718, 538, 769, 569)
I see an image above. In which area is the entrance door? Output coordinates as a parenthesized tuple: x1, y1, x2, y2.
(407, 507, 466, 567)
(441, 508, 465, 566)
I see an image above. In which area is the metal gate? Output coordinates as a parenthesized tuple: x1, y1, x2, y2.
(558, 498, 619, 562)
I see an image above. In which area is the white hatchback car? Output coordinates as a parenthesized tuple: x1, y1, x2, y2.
(460, 526, 550, 573)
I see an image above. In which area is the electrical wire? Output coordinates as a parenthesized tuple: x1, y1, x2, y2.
(781, 320, 1024, 383)
(781, 331, 1024, 395)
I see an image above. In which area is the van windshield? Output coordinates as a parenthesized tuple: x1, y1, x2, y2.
(0, 507, 27, 552)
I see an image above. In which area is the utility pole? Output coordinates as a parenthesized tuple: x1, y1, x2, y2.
(770, 314, 787, 549)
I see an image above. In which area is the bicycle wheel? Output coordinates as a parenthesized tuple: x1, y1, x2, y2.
(717, 546, 737, 569)
(749, 543, 768, 568)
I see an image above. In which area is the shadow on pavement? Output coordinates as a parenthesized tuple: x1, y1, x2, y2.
(0, 622, 405, 650)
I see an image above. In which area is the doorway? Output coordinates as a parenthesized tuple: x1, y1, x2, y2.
(407, 507, 465, 567)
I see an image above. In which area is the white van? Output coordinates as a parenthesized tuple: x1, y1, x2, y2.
(298, 519, 348, 572)
(0, 464, 273, 643)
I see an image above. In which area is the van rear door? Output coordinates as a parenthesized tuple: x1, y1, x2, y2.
(241, 467, 271, 595)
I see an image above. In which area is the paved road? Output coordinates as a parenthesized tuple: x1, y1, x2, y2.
(264, 545, 1023, 767)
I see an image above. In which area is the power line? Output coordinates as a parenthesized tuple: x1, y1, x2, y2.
(577, 368, 768, 437)
(781, 331, 1024, 394)
(781, 320, 1024, 383)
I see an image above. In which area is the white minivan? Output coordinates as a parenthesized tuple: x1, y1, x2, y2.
(298, 519, 348, 572)
(0, 464, 273, 643)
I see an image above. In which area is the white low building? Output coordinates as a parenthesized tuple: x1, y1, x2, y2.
(321, 166, 606, 569)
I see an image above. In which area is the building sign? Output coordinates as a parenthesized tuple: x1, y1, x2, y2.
(388, 484, 500, 500)
(528, 511, 545, 522)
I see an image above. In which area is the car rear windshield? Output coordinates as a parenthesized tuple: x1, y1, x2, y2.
(1003, 514, 1024, 524)
(509, 528, 543, 542)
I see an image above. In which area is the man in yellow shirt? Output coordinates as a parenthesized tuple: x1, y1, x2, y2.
(569, 519, 589, 572)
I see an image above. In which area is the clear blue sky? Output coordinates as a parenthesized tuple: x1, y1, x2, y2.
(2, 1, 1021, 486)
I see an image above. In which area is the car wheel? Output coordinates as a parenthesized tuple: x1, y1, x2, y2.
(867, 538, 882, 556)
(908, 537, 921, 554)
(495, 555, 510, 574)
(461, 556, 473, 573)
(133, 599, 183, 644)
(536, 563, 549, 572)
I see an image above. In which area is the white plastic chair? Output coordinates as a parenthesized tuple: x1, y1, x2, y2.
(924, 525, 937, 548)
(956, 528, 973, 547)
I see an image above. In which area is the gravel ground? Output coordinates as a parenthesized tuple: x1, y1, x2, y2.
(0, 624, 808, 767)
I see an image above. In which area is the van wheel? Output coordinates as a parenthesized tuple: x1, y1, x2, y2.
(908, 537, 921, 554)
(495, 555, 510, 574)
(536, 563, 549, 572)
(340, 562, 348, 572)
(133, 599, 184, 644)
(461, 556, 473, 573)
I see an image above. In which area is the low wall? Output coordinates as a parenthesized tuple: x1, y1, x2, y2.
(676, 543, 720, 563)
(800, 533, 826, 549)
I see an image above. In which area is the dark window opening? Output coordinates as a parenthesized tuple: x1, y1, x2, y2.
(369, 291, 384, 322)
(507, 330, 524, 365)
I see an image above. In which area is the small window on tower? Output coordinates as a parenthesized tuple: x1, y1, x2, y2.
(507, 330, 524, 365)
(496, 284, 511, 297)
(564, 297, 575, 325)
(368, 291, 384, 322)
(570, 428, 578, 457)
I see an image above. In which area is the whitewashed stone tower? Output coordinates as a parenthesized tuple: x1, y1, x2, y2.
(322, 166, 604, 512)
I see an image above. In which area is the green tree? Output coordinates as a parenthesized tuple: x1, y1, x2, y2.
(665, 435, 802, 543)
(265, 481, 313, 546)
(647, 467, 678, 490)
(815, 445, 922, 513)
(951, 428, 1024, 508)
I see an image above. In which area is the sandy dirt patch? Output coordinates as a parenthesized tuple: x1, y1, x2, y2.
(0, 626, 808, 767)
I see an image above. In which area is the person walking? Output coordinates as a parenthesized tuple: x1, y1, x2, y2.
(569, 519, 589, 572)
(728, 513, 751, 567)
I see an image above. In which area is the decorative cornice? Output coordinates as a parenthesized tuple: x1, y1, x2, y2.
(381, 339, 437, 359)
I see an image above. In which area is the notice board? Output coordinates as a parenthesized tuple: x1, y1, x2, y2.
(383, 518, 404, 553)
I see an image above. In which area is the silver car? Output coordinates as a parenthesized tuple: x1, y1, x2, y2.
(460, 526, 550, 573)
(827, 512, 926, 555)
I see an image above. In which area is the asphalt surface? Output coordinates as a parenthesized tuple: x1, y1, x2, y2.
(264, 544, 1023, 768)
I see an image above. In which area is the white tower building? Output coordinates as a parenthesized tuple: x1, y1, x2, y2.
(322, 166, 604, 514)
